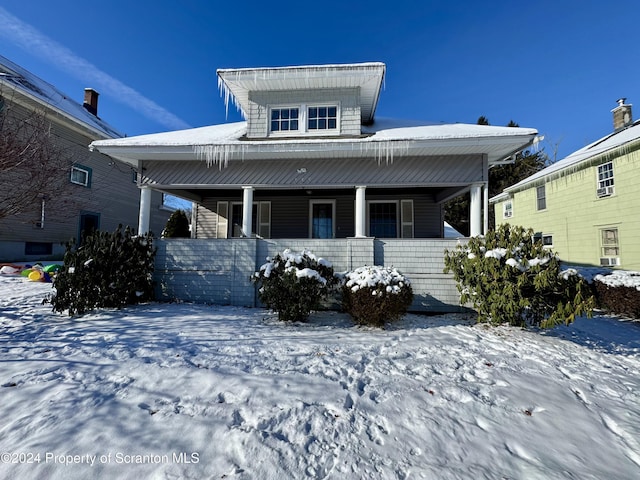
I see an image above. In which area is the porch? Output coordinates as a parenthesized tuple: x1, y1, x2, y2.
(154, 237, 468, 313)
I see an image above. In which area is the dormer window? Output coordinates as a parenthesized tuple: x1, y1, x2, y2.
(308, 106, 337, 130)
(269, 104, 339, 136)
(270, 107, 299, 132)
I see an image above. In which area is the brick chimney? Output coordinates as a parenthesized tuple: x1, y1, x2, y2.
(612, 98, 632, 131)
(83, 88, 99, 116)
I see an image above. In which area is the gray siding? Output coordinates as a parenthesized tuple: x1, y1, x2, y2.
(193, 189, 444, 239)
(247, 88, 361, 138)
(154, 238, 466, 313)
(0, 98, 169, 261)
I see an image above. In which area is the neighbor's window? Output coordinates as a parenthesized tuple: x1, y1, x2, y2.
(536, 185, 546, 210)
(270, 107, 299, 133)
(369, 201, 398, 238)
(503, 200, 513, 219)
(534, 232, 553, 247)
(70, 164, 92, 187)
(308, 106, 337, 131)
(597, 162, 614, 189)
(601, 228, 619, 257)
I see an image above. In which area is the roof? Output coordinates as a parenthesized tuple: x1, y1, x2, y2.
(0, 54, 122, 139)
(90, 117, 539, 167)
(217, 62, 386, 124)
(491, 119, 640, 202)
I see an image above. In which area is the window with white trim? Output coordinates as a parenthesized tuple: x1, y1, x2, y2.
(597, 162, 615, 197)
(308, 106, 337, 131)
(600, 228, 620, 266)
(366, 200, 414, 238)
(309, 200, 336, 239)
(270, 107, 299, 133)
(269, 103, 339, 136)
(536, 185, 546, 211)
(70, 164, 92, 187)
(503, 200, 513, 219)
(229, 201, 271, 238)
(533, 232, 553, 247)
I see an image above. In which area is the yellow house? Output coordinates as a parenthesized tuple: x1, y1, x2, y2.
(491, 99, 640, 270)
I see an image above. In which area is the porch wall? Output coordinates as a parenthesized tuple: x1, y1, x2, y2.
(154, 238, 466, 313)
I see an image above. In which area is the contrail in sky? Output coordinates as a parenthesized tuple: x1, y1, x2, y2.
(0, 6, 191, 131)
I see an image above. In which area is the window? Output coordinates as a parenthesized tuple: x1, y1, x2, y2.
(70, 164, 92, 187)
(229, 202, 271, 238)
(597, 162, 615, 197)
(536, 185, 546, 210)
(308, 106, 337, 131)
(269, 104, 339, 135)
(533, 232, 553, 247)
(600, 228, 619, 257)
(270, 107, 299, 133)
(369, 202, 398, 238)
(503, 200, 513, 219)
(310, 201, 335, 239)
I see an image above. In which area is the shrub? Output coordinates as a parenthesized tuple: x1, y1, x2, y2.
(162, 209, 190, 238)
(47, 225, 156, 315)
(252, 249, 337, 322)
(342, 266, 413, 327)
(594, 271, 640, 318)
(443, 223, 595, 328)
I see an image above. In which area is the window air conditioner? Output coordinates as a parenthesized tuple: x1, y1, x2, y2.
(599, 257, 620, 267)
(597, 186, 615, 198)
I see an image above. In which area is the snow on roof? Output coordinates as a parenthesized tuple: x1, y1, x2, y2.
(0, 54, 122, 139)
(217, 62, 386, 124)
(498, 120, 640, 197)
(90, 117, 538, 167)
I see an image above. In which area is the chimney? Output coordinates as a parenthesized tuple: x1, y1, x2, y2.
(612, 97, 632, 131)
(83, 88, 99, 116)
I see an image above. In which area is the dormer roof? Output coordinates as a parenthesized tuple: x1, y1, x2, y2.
(217, 62, 385, 125)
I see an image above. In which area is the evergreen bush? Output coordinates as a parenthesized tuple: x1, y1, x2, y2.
(252, 249, 337, 322)
(162, 209, 190, 238)
(443, 223, 595, 328)
(47, 225, 156, 315)
(342, 266, 413, 327)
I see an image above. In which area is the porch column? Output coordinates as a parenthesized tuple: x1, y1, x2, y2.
(242, 186, 254, 237)
(355, 186, 367, 238)
(138, 186, 151, 235)
(483, 182, 489, 233)
(469, 183, 483, 237)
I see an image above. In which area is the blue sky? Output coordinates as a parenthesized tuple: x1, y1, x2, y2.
(1, 1, 639, 161)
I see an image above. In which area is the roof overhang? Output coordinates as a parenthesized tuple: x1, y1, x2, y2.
(90, 121, 539, 169)
(217, 62, 386, 124)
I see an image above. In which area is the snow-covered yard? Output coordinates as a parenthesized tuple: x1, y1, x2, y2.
(1, 274, 639, 479)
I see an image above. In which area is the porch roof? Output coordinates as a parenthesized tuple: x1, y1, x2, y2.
(90, 117, 539, 168)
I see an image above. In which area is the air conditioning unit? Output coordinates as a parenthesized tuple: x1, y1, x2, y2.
(597, 186, 615, 198)
(600, 257, 620, 267)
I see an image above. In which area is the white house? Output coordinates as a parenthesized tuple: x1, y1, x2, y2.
(90, 62, 538, 311)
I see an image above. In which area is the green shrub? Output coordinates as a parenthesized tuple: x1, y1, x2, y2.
(594, 271, 640, 318)
(342, 266, 414, 327)
(47, 225, 156, 315)
(252, 249, 337, 322)
(444, 224, 594, 328)
(162, 209, 190, 238)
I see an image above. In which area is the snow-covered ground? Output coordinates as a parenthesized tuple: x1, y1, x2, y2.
(1, 274, 639, 480)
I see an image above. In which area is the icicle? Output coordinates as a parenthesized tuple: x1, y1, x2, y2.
(359, 140, 411, 165)
(194, 144, 247, 169)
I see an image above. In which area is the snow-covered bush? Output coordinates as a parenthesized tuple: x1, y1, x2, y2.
(47, 225, 156, 315)
(341, 266, 413, 327)
(252, 249, 337, 322)
(444, 224, 594, 328)
(594, 271, 640, 318)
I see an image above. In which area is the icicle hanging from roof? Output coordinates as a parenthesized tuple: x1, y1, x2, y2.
(194, 144, 247, 169)
(361, 140, 411, 165)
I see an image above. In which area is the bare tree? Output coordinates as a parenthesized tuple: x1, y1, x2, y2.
(0, 90, 82, 223)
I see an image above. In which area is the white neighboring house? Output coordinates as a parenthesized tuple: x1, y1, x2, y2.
(90, 62, 539, 311)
